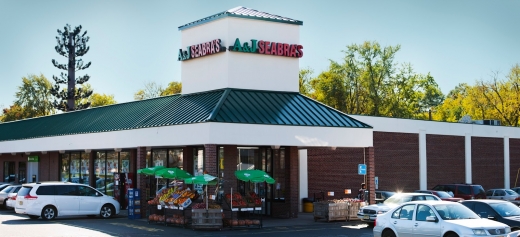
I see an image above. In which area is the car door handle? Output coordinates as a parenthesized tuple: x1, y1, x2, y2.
(393, 221, 397, 225)
(414, 223, 419, 227)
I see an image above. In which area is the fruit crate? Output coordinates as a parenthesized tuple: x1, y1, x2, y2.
(191, 209, 223, 230)
(348, 202, 366, 221)
(313, 202, 349, 222)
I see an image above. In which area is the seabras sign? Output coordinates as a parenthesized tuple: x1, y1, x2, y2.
(178, 38, 303, 61)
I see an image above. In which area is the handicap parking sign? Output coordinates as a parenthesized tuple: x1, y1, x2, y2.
(358, 164, 366, 175)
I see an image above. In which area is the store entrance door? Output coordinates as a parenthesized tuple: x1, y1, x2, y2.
(236, 147, 275, 216)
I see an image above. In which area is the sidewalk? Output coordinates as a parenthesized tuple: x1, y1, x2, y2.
(116, 209, 364, 228)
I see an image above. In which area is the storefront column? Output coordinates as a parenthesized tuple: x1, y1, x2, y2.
(136, 146, 147, 217)
(419, 130, 427, 190)
(465, 133, 472, 184)
(504, 136, 510, 189)
(204, 144, 217, 196)
(366, 146, 375, 204)
(183, 147, 193, 176)
(288, 146, 299, 218)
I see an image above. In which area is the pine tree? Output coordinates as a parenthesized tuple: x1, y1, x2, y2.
(51, 24, 93, 111)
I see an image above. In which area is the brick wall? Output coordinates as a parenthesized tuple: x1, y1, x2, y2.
(472, 137, 504, 189)
(367, 147, 375, 204)
(373, 132, 419, 192)
(426, 134, 465, 188)
(510, 139, 520, 188)
(204, 144, 217, 196)
(307, 147, 366, 200)
(136, 147, 147, 217)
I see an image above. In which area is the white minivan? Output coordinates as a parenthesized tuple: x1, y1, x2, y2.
(15, 182, 120, 220)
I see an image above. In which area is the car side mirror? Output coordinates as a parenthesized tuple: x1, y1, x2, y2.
(426, 216, 437, 222)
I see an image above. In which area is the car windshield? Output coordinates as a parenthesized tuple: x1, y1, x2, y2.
(383, 195, 413, 205)
(490, 202, 520, 217)
(435, 191, 452, 198)
(434, 203, 480, 220)
(506, 189, 517, 195)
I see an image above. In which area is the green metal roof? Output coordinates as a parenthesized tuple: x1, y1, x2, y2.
(178, 6, 303, 31)
(0, 88, 371, 142)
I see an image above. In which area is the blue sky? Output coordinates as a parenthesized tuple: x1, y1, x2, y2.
(0, 0, 518, 109)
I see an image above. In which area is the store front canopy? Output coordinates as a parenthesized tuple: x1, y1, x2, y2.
(0, 88, 373, 153)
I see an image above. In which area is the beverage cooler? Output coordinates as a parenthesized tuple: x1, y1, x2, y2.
(128, 188, 141, 219)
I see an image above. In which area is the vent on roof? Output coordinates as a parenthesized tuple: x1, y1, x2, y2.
(474, 119, 501, 126)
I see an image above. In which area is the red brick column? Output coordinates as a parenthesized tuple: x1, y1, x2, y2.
(223, 145, 238, 193)
(136, 146, 147, 217)
(204, 144, 217, 196)
(367, 146, 375, 204)
(288, 146, 299, 218)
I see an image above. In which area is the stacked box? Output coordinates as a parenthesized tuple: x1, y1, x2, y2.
(313, 202, 348, 222)
(191, 209, 223, 229)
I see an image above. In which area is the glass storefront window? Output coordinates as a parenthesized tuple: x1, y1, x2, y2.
(168, 149, 183, 168)
(193, 148, 204, 176)
(70, 153, 80, 183)
(120, 151, 130, 173)
(105, 151, 118, 196)
(218, 147, 224, 177)
(18, 162, 26, 183)
(4, 161, 15, 183)
(153, 149, 167, 167)
(81, 153, 90, 185)
(60, 153, 70, 182)
(95, 152, 106, 192)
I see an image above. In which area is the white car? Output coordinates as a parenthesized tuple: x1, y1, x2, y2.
(6, 191, 20, 209)
(15, 182, 120, 220)
(373, 200, 511, 237)
(1, 185, 21, 209)
(357, 192, 441, 225)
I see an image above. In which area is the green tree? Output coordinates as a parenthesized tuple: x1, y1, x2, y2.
(433, 83, 470, 122)
(160, 81, 182, 96)
(299, 68, 314, 97)
(90, 93, 117, 107)
(51, 24, 93, 111)
(1, 74, 55, 122)
(134, 82, 164, 100)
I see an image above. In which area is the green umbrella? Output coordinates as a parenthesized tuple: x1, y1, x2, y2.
(184, 174, 218, 185)
(154, 167, 192, 179)
(137, 166, 166, 176)
(235, 170, 276, 184)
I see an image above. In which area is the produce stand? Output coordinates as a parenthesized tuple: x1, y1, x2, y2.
(184, 174, 224, 230)
(146, 186, 198, 228)
(222, 189, 263, 229)
(191, 205, 223, 230)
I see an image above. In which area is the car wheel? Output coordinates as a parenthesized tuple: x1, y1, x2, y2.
(2, 199, 7, 209)
(41, 206, 57, 220)
(100, 204, 114, 219)
(28, 215, 39, 219)
(382, 229, 396, 237)
(445, 233, 459, 237)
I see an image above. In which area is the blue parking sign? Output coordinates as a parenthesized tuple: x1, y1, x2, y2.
(358, 164, 366, 175)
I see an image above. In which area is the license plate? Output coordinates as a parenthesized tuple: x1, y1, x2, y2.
(363, 214, 370, 220)
(18, 201, 23, 205)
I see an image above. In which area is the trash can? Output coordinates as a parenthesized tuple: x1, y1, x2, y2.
(302, 198, 314, 213)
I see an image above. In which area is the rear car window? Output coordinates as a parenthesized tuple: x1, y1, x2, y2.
(2, 186, 14, 193)
(473, 186, 485, 195)
(36, 186, 56, 195)
(17, 187, 32, 196)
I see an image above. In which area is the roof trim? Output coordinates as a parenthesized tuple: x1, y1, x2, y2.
(178, 6, 303, 31)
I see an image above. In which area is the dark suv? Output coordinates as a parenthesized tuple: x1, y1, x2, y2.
(432, 183, 486, 200)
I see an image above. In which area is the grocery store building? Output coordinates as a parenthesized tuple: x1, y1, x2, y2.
(1, 6, 520, 219)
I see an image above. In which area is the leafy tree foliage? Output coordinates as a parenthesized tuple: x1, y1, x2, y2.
(1, 74, 55, 122)
(301, 41, 444, 119)
(161, 81, 182, 96)
(90, 93, 117, 108)
(433, 64, 520, 126)
(51, 24, 93, 111)
(134, 81, 182, 100)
